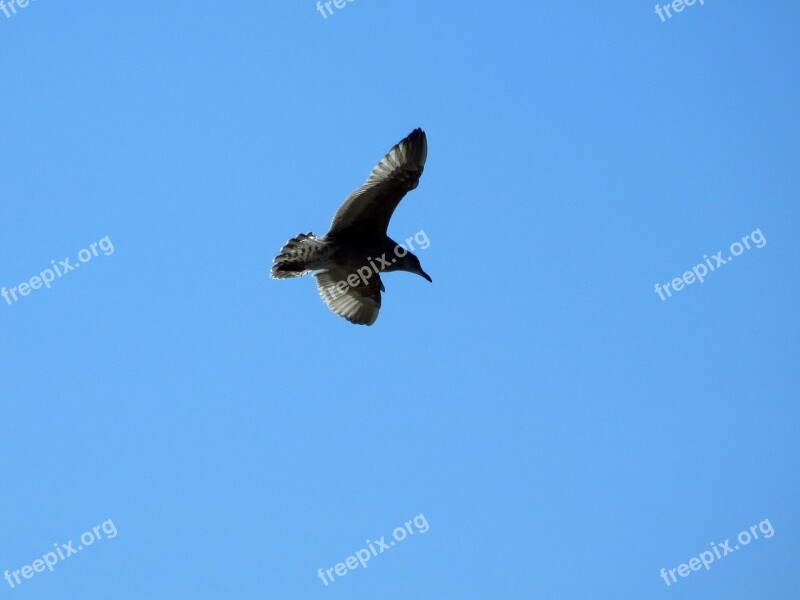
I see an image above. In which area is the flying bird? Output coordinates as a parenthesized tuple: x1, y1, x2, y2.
(271, 128, 431, 326)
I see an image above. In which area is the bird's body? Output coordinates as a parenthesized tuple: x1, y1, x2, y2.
(271, 128, 431, 326)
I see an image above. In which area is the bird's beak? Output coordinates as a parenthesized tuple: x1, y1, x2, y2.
(420, 269, 432, 283)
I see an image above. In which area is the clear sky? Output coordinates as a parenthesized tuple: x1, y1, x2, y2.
(1, 1, 798, 598)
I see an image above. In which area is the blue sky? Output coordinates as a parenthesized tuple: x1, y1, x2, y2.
(1, 1, 798, 598)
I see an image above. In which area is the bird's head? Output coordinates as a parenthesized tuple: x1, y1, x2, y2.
(394, 249, 432, 282)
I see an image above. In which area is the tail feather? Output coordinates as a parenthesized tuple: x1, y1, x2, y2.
(271, 233, 327, 279)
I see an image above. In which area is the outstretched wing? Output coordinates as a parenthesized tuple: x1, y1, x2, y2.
(315, 268, 384, 326)
(328, 128, 427, 236)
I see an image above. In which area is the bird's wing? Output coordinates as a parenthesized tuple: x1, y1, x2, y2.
(315, 268, 383, 326)
(328, 128, 427, 236)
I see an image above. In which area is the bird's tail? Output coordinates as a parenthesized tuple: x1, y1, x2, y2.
(270, 233, 327, 279)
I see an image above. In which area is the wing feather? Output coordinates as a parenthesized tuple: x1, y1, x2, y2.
(328, 128, 427, 236)
(315, 268, 383, 326)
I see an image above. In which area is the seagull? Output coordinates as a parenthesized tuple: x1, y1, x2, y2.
(271, 128, 431, 326)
